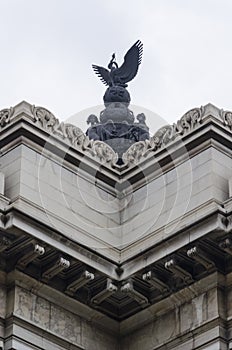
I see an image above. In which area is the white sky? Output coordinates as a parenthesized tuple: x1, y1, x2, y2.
(1, 0, 232, 133)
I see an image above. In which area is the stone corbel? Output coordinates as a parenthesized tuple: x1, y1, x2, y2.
(0, 235, 12, 252)
(142, 271, 169, 293)
(165, 258, 193, 284)
(219, 238, 232, 255)
(227, 215, 232, 230)
(121, 279, 149, 306)
(66, 270, 95, 295)
(42, 257, 70, 281)
(17, 243, 45, 269)
(91, 278, 118, 305)
(2, 237, 35, 254)
(187, 246, 215, 271)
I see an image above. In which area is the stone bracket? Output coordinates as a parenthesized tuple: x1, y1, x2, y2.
(42, 257, 70, 281)
(2, 237, 35, 255)
(187, 246, 215, 271)
(165, 258, 193, 284)
(121, 279, 149, 306)
(142, 271, 169, 293)
(219, 238, 232, 255)
(91, 278, 118, 305)
(0, 235, 12, 252)
(66, 270, 95, 295)
(17, 243, 45, 269)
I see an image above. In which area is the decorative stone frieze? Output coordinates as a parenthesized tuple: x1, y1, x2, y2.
(1, 102, 231, 170)
(122, 106, 205, 166)
(31, 105, 119, 166)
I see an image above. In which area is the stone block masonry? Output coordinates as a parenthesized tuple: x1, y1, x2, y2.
(0, 101, 232, 349)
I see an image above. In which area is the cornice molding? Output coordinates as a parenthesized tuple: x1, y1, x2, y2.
(0, 102, 231, 172)
(31, 105, 119, 167)
(122, 105, 205, 165)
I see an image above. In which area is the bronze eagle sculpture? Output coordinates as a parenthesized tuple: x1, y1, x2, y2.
(92, 40, 143, 88)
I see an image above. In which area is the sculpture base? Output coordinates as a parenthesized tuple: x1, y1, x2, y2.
(104, 138, 135, 164)
(86, 104, 150, 164)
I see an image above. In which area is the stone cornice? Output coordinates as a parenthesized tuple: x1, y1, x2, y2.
(120, 271, 225, 335)
(0, 101, 119, 167)
(0, 102, 231, 172)
(0, 101, 231, 196)
(1, 101, 232, 324)
(7, 270, 119, 334)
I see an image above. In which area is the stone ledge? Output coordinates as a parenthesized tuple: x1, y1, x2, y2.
(0, 101, 232, 192)
(6, 270, 119, 334)
(120, 272, 225, 335)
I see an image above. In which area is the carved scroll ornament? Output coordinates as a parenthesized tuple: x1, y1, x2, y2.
(122, 106, 205, 166)
(1, 102, 231, 168)
(31, 105, 118, 166)
(0, 107, 14, 127)
(220, 109, 232, 129)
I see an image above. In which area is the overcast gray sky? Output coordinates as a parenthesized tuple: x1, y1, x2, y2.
(0, 0, 232, 133)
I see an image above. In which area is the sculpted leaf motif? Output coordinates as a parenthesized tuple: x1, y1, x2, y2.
(176, 106, 204, 134)
(62, 123, 86, 146)
(122, 140, 149, 165)
(32, 105, 59, 131)
(151, 124, 176, 148)
(0, 107, 14, 127)
(92, 141, 118, 166)
(220, 109, 232, 129)
(122, 106, 205, 166)
(31, 105, 117, 166)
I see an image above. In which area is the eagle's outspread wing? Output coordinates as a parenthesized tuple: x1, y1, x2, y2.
(114, 40, 143, 84)
(92, 65, 111, 86)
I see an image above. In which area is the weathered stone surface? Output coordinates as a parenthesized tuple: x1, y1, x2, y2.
(50, 304, 81, 344)
(0, 101, 232, 349)
(13, 285, 116, 349)
(14, 286, 33, 320)
(82, 320, 118, 350)
(180, 293, 207, 332)
(121, 285, 224, 350)
(0, 285, 6, 318)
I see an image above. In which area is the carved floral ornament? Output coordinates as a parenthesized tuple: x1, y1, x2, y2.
(0, 104, 231, 168)
(0, 107, 14, 127)
(31, 105, 119, 166)
(220, 109, 232, 129)
(122, 106, 205, 165)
